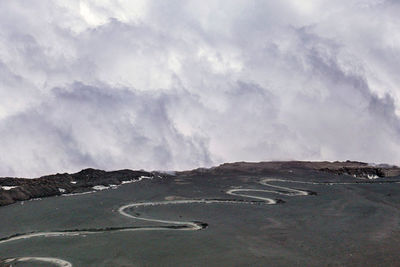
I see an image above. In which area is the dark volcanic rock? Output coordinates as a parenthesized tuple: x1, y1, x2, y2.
(0, 168, 154, 207)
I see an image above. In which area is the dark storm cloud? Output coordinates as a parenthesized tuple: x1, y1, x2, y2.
(0, 0, 399, 176)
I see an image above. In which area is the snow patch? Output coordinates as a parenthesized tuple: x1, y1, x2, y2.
(58, 188, 66, 193)
(92, 185, 110, 191)
(121, 180, 136, 184)
(367, 174, 379, 179)
(121, 176, 151, 184)
(0, 186, 18, 190)
(64, 175, 154, 196)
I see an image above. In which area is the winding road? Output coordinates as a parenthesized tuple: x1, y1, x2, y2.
(1, 177, 398, 266)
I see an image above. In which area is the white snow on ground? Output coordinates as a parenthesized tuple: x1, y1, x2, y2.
(353, 174, 380, 179)
(63, 175, 154, 197)
(70, 181, 77, 184)
(92, 185, 109, 191)
(121, 180, 135, 184)
(29, 198, 42, 202)
(58, 188, 66, 193)
(0, 186, 18, 190)
(121, 175, 152, 184)
(92, 184, 120, 190)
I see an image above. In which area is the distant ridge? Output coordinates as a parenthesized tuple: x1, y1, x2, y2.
(1, 161, 400, 207)
(178, 160, 400, 178)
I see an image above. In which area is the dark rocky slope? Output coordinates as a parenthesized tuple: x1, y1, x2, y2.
(0, 168, 154, 207)
(1, 161, 400, 207)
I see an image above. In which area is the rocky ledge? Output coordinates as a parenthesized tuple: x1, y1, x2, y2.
(0, 168, 155, 207)
(1, 161, 400, 207)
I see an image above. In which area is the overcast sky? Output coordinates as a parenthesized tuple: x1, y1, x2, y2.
(1, 0, 400, 177)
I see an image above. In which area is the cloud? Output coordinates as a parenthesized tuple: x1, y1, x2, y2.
(0, 0, 400, 177)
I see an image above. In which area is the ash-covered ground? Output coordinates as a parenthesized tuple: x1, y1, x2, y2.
(1, 161, 400, 266)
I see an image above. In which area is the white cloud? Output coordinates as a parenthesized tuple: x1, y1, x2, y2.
(0, 0, 400, 177)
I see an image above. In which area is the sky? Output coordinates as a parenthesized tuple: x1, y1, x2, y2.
(1, 0, 400, 177)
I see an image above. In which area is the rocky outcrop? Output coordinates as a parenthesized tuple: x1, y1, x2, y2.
(0, 168, 154, 207)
